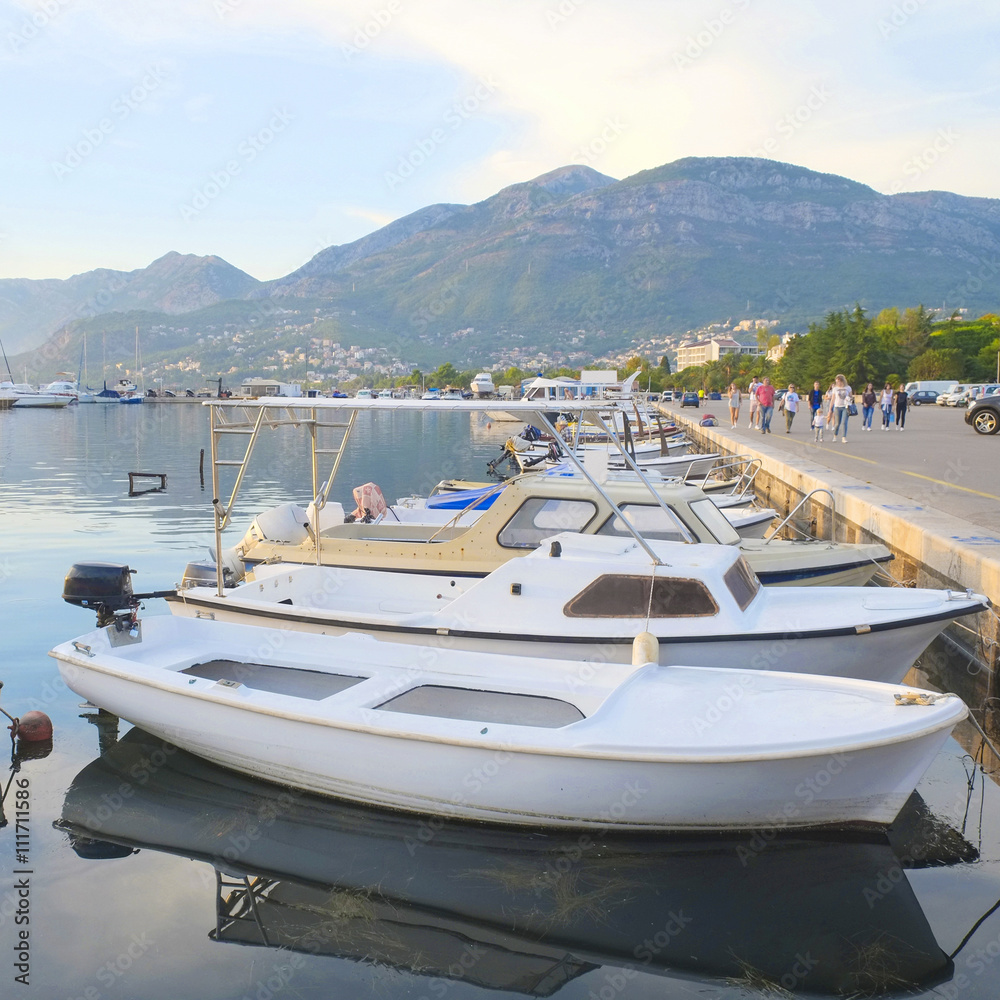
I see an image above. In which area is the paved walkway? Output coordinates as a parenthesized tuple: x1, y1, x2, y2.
(662, 398, 1000, 536)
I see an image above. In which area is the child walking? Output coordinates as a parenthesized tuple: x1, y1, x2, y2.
(812, 409, 826, 443)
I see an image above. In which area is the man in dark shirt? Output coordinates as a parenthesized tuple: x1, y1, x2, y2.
(808, 381, 823, 420)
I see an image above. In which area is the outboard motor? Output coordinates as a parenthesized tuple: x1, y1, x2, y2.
(63, 563, 135, 626)
(63, 563, 172, 630)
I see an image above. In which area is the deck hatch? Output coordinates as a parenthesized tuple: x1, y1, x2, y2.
(377, 685, 585, 727)
(182, 660, 365, 700)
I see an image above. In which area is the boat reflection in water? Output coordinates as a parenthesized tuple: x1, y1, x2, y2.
(57, 729, 965, 998)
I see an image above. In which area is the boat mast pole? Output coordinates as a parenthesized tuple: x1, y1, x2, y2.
(210, 403, 225, 597)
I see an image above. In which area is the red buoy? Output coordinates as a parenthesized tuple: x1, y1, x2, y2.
(14, 711, 53, 742)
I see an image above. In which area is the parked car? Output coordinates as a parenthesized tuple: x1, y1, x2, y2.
(707, 391, 722, 401)
(909, 390, 939, 406)
(680, 391, 700, 408)
(965, 393, 1000, 435)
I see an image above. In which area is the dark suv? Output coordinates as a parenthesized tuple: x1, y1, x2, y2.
(965, 392, 1000, 434)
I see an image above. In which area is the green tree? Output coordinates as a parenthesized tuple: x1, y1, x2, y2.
(659, 354, 672, 375)
(907, 348, 964, 380)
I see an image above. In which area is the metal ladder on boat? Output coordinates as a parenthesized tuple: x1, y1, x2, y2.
(208, 401, 358, 593)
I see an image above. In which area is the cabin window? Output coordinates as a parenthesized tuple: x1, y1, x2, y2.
(724, 557, 761, 610)
(564, 575, 719, 618)
(377, 685, 585, 728)
(497, 498, 598, 549)
(596, 504, 695, 543)
(689, 498, 741, 545)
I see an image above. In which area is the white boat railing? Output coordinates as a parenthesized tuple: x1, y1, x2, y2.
(764, 488, 838, 544)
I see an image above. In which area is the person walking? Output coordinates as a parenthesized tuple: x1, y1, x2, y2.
(861, 383, 877, 431)
(812, 407, 826, 442)
(808, 380, 823, 424)
(783, 383, 800, 433)
(829, 374, 853, 442)
(747, 377, 760, 429)
(894, 383, 909, 431)
(756, 377, 776, 434)
(879, 382, 894, 430)
(727, 383, 741, 427)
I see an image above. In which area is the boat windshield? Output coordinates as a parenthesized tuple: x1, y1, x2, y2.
(596, 504, 695, 544)
(689, 498, 742, 545)
(497, 498, 598, 549)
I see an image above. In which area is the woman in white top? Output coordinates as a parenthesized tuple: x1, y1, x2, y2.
(727, 383, 741, 427)
(879, 382, 894, 430)
(828, 374, 853, 442)
(782, 384, 800, 433)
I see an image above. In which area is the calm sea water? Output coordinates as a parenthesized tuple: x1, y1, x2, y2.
(1, 403, 1000, 1000)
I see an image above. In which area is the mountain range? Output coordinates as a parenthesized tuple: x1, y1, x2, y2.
(6, 157, 1000, 361)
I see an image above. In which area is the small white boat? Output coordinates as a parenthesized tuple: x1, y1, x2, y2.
(40, 377, 79, 403)
(470, 372, 495, 397)
(2, 381, 71, 408)
(49, 615, 968, 830)
(169, 532, 984, 682)
(723, 504, 778, 538)
(356, 388, 374, 399)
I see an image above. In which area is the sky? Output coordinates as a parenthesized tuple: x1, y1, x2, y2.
(2, 0, 999, 282)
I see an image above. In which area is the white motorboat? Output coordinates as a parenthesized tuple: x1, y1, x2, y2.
(56, 726, 955, 995)
(49, 614, 968, 831)
(1, 381, 71, 408)
(724, 504, 777, 538)
(470, 372, 495, 397)
(167, 532, 984, 682)
(40, 376, 79, 403)
(356, 388, 374, 399)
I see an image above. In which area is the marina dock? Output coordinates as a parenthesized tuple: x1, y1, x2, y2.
(663, 399, 1000, 706)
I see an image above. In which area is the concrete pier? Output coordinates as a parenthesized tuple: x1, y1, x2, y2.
(661, 399, 1000, 706)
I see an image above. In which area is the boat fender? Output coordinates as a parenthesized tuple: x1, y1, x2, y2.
(632, 631, 659, 666)
(14, 710, 53, 742)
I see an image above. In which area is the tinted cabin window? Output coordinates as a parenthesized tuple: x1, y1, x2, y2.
(497, 498, 598, 549)
(596, 504, 695, 543)
(564, 575, 719, 618)
(724, 557, 760, 610)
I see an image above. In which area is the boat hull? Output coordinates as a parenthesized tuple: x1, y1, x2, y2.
(168, 588, 969, 684)
(50, 618, 967, 832)
(47, 659, 959, 829)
